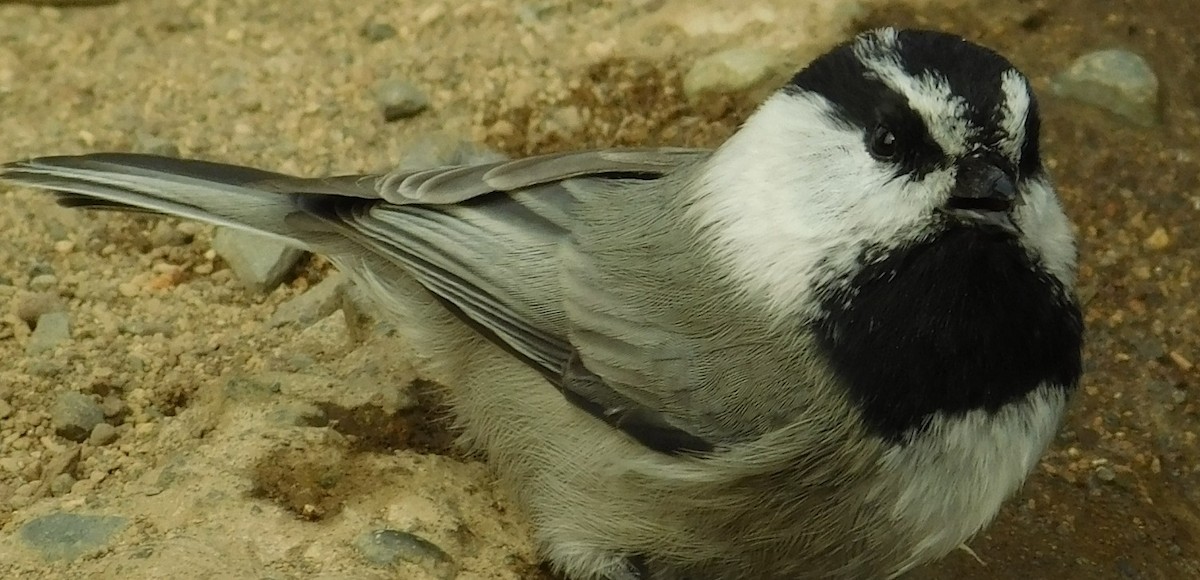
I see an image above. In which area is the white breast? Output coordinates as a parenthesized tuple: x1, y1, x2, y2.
(872, 386, 1068, 577)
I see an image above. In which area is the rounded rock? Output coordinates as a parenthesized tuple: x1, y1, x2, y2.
(1052, 49, 1160, 127)
(51, 392, 105, 443)
(375, 79, 430, 122)
(684, 47, 784, 100)
(89, 423, 118, 446)
(361, 21, 397, 42)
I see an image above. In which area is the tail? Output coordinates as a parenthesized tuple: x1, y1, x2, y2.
(2, 153, 314, 249)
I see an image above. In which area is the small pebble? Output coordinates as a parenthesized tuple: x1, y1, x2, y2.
(49, 473, 76, 497)
(268, 273, 348, 328)
(212, 228, 306, 293)
(22, 461, 42, 482)
(100, 395, 128, 420)
(0, 398, 12, 419)
(29, 274, 58, 292)
(360, 21, 397, 42)
(356, 529, 457, 579)
(376, 79, 430, 122)
(51, 391, 105, 443)
(684, 47, 784, 100)
(28, 262, 54, 278)
(1095, 465, 1117, 483)
(89, 423, 118, 446)
(27, 311, 71, 355)
(1143, 227, 1170, 250)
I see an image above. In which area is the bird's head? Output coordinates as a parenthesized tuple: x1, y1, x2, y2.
(693, 28, 1075, 314)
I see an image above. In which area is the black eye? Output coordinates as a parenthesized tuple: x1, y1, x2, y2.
(868, 125, 899, 161)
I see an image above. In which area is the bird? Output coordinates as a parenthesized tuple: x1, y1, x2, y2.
(2, 27, 1083, 580)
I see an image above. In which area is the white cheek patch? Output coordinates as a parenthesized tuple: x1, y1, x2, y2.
(1015, 177, 1077, 289)
(685, 92, 938, 318)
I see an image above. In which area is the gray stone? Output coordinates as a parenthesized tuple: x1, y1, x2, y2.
(28, 262, 54, 278)
(89, 422, 118, 446)
(1052, 49, 1160, 127)
(356, 529, 457, 579)
(684, 48, 784, 100)
(361, 21, 397, 43)
(49, 473, 76, 497)
(269, 273, 348, 328)
(51, 391, 105, 442)
(19, 512, 128, 561)
(398, 132, 507, 171)
(29, 274, 58, 292)
(376, 79, 430, 122)
(27, 311, 71, 355)
(212, 228, 305, 293)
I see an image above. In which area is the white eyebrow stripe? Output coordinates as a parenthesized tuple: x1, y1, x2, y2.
(998, 69, 1031, 162)
(852, 31, 975, 157)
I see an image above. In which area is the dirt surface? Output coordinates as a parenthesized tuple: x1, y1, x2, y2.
(0, 0, 1196, 578)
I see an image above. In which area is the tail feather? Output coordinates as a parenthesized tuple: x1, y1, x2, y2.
(2, 154, 311, 247)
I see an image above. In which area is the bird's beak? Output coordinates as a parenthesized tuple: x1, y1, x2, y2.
(943, 158, 1019, 233)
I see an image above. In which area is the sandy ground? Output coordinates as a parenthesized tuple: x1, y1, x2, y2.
(0, 0, 1197, 578)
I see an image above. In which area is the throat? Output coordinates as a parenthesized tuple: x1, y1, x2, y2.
(812, 228, 1083, 442)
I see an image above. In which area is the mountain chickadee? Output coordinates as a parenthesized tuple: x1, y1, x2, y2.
(3, 28, 1083, 580)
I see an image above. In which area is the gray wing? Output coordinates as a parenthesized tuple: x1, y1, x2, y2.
(276, 148, 722, 453)
(3, 148, 717, 454)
